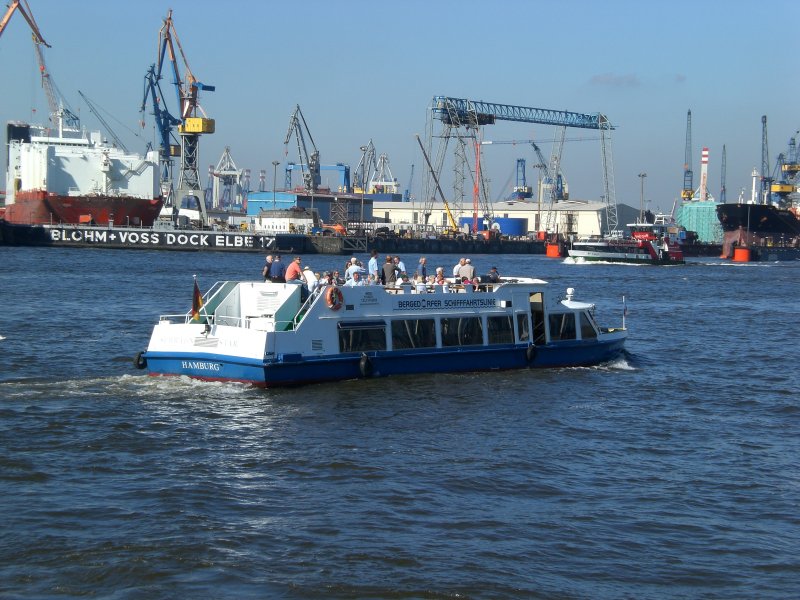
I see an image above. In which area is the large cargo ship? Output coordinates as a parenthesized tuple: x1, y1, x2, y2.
(716, 202, 800, 240)
(2, 116, 163, 227)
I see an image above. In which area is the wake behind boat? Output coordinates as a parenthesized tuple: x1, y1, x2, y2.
(136, 275, 627, 387)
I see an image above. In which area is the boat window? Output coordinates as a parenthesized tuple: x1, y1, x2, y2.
(529, 293, 546, 345)
(337, 321, 387, 353)
(441, 316, 483, 347)
(488, 315, 514, 344)
(516, 313, 530, 342)
(391, 319, 437, 350)
(548, 313, 576, 341)
(579, 312, 597, 339)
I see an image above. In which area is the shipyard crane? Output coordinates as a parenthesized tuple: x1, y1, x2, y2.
(720, 144, 727, 203)
(141, 62, 182, 206)
(78, 91, 128, 152)
(416, 134, 458, 233)
(426, 96, 617, 235)
(403, 164, 415, 202)
(155, 9, 215, 227)
(760, 115, 772, 203)
(32, 32, 80, 130)
(681, 110, 694, 201)
(212, 146, 243, 209)
(283, 104, 320, 193)
(0, 0, 47, 45)
(353, 140, 377, 193)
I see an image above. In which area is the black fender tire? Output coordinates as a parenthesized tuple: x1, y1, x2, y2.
(525, 345, 537, 364)
(134, 351, 148, 370)
(359, 353, 373, 377)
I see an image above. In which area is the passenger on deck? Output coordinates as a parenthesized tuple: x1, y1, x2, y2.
(484, 266, 500, 283)
(368, 249, 380, 284)
(285, 256, 303, 282)
(345, 272, 365, 287)
(303, 266, 319, 294)
(345, 257, 366, 281)
(458, 258, 476, 281)
(382, 256, 397, 286)
(331, 270, 344, 286)
(434, 267, 446, 285)
(417, 256, 428, 280)
(414, 275, 428, 293)
(394, 255, 406, 275)
(453, 257, 466, 278)
(270, 255, 286, 283)
(262, 255, 274, 281)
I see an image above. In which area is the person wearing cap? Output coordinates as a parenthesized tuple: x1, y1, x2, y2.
(484, 266, 500, 283)
(303, 265, 319, 294)
(458, 258, 476, 281)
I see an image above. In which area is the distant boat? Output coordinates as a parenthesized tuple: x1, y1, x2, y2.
(2, 114, 162, 228)
(568, 215, 685, 265)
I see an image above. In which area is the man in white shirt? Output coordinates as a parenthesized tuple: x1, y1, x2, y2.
(345, 272, 365, 286)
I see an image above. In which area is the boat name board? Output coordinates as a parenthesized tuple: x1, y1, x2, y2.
(394, 297, 499, 310)
(48, 228, 268, 249)
(181, 360, 222, 371)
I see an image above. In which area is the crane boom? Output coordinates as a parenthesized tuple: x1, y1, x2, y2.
(0, 0, 48, 45)
(78, 91, 128, 152)
(416, 134, 458, 232)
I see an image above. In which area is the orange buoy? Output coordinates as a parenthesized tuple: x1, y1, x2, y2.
(545, 242, 562, 258)
(732, 247, 751, 262)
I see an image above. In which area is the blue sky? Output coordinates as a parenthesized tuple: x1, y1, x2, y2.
(2, 0, 798, 213)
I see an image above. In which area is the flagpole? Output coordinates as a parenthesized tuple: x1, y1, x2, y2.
(622, 295, 627, 329)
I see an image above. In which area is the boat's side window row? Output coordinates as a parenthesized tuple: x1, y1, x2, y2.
(441, 317, 483, 347)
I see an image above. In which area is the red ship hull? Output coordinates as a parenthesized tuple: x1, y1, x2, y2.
(2, 190, 163, 227)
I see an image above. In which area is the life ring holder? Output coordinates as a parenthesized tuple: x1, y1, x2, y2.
(326, 285, 344, 311)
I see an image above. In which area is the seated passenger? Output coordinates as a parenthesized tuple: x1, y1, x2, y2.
(345, 272, 365, 287)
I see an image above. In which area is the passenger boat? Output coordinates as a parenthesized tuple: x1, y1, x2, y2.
(136, 275, 627, 387)
(568, 218, 685, 265)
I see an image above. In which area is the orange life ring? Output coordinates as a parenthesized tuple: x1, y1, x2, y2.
(326, 285, 343, 310)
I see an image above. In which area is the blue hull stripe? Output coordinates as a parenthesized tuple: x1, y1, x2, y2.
(145, 339, 625, 387)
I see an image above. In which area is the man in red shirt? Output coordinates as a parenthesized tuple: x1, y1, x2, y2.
(285, 256, 303, 282)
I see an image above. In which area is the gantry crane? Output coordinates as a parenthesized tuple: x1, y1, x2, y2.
(425, 96, 617, 236)
(148, 10, 215, 227)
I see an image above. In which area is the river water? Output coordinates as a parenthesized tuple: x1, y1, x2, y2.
(1, 247, 798, 599)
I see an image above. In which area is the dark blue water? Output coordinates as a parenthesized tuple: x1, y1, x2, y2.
(2, 247, 799, 599)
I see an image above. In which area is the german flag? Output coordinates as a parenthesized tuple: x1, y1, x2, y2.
(191, 278, 204, 321)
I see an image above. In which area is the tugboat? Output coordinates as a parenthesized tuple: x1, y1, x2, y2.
(136, 274, 628, 387)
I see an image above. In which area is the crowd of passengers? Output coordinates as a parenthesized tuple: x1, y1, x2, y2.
(261, 250, 501, 297)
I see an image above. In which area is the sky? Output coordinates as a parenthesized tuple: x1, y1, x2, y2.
(2, 0, 798, 214)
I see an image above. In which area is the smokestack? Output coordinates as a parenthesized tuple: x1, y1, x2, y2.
(699, 147, 709, 201)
